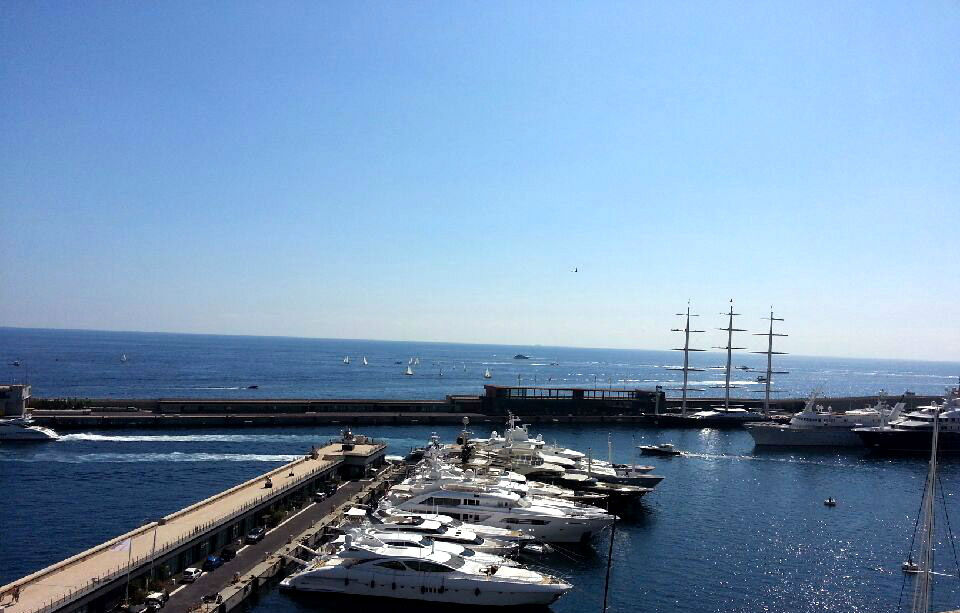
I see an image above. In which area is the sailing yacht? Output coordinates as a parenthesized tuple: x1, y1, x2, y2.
(120, 353, 128, 363)
(483, 368, 492, 379)
(343, 356, 350, 365)
(362, 357, 368, 366)
(404, 366, 414, 376)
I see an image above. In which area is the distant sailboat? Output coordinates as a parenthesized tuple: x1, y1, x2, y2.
(408, 357, 414, 365)
(343, 356, 350, 365)
(362, 357, 368, 366)
(120, 354, 127, 363)
(414, 357, 420, 366)
(404, 366, 414, 376)
(483, 368, 492, 379)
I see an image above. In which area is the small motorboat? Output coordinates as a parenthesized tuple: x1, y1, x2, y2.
(513, 354, 530, 360)
(247, 384, 259, 389)
(902, 556, 920, 573)
(824, 497, 837, 507)
(638, 443, 681, 457)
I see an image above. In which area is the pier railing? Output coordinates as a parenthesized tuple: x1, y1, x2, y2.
(10, 454, 343, 613)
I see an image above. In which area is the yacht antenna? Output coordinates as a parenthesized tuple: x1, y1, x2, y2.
(669, 301, 705, 416)
(713, 299, 746, 411)
(751, 307, 789, 415)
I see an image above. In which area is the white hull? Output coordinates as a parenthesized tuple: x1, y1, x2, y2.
(395, 503, 606, 543)
(0, 422, 59, 441)
(282, 574, 565, 606)
(745, 423, 862, 447)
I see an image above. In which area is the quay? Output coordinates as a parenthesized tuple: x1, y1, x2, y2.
(0, 434, 387, 613)
(21, 385, 939, 429)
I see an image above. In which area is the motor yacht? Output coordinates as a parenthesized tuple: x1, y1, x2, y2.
(0, 414, 59, 441)
(855, 388, 960, 453)
(280, 537, 571, 606)
(746, 395, 904, 447)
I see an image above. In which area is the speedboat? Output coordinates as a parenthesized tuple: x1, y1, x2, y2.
(638, 443, 681, 457)
(0, 415, 59, 441)
(280, 537, 571, 606)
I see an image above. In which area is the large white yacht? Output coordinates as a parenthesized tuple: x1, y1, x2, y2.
(856, 387, 960, 453)
(383, 481, 613, 544)
(746, 396, 904, 447)
(347, 508, 520, 556)
(0, 414, 59, 441)
(279, 538, 571, 606)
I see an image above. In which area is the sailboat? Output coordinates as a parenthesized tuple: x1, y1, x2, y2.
(343, 356, 350, 365)
(483, 368, 492, 379)
(362, 357, 368, 366)
(414, 357, 420, 366)
(120, 353, 127, 363)
(404, 365, 414, 376)
(899, 405, 956, 612)
(408, 357, 414, 365)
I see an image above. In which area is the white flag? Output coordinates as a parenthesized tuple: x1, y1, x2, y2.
(110, 538, 131, 552)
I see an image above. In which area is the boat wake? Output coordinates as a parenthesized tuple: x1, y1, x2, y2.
(60, 432, 336, 443)
(3, 451, 301, 463)
(682, 451, 864, 469)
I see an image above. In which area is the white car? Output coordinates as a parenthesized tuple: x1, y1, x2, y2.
(180, 568, 202, 583)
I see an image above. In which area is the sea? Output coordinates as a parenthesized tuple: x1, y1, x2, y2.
(2, 327, 960, 612)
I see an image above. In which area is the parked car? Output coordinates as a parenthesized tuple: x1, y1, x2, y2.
(312, 491, 328, 503)
(201, 555, 224, 571)
(220, 546, 237, 561)
(144, 592, 169, 611)
(245, 526, 266, 544)
(180, 568, 202, 583)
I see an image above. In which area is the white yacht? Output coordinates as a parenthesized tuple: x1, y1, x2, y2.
(383, 482, 613, 544)
(856, 387, 960, 453)
(329, 530, 515, 568)
(348, 508, 520, 556)
(373, 507, 536, 548)
(280, 539, 571, 606)
(0, 415, 59, 441)
(746, 395, 904, 447)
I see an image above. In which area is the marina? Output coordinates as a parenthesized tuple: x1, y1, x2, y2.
(2, 330, 960, 612)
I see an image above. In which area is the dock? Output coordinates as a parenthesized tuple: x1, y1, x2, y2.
(0, 435, 387, 613)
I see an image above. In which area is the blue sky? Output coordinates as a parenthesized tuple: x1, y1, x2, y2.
(1, 2, 958, 360)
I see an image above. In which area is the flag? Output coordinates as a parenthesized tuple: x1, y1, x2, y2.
(110, 538, 131, 552)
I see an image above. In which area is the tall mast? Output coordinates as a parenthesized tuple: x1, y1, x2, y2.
(911, 405, 940, 613)
(712, 299, 746, 411)
(670, 302, 705, 416)
(751, 308, 788, 414)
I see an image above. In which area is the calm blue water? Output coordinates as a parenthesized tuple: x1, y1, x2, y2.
(2, 328, 960, 612)
(1, 327, 958, 400)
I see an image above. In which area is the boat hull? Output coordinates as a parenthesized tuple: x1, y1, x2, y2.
(745, 424, 863, 447)
(855, 429, 960, 453)
(281, 574, 567, 606)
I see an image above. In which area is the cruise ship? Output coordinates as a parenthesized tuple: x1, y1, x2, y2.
(745, 396, 904, 447)
(855, 388, 960, 453)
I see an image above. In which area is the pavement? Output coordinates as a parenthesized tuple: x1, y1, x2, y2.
(162, 481, 365, 613)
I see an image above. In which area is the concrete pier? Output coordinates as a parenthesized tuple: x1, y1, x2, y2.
(0, 437, 386, 613)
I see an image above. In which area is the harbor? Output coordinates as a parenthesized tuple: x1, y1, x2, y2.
(3, 330, 960, 612)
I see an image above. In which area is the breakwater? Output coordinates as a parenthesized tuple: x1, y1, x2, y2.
(26, 389, 937, 429)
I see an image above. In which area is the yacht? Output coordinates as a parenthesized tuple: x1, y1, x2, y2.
(279, 538, 571, 606)
(347, 508, 520, 556)
(0, 415, 59, 441)
(855, 388, 960, 453)
(746, 395, 904, 447)
(328, 530, 515, 567)
(373, 507, 537, 548)
(383, 483, 614, 544)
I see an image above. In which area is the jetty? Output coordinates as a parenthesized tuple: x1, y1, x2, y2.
(0, 434, 387, 613)
(24, 386, 938, 429)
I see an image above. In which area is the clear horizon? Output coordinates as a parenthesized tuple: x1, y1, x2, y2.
(2, 3, 958, 361)
(4, 325, 959, 366)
